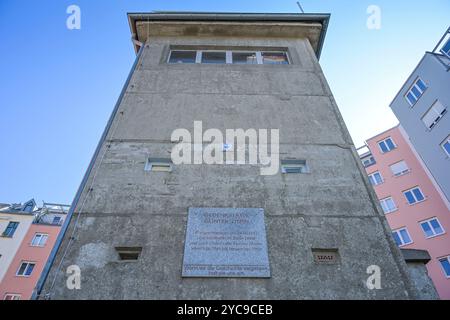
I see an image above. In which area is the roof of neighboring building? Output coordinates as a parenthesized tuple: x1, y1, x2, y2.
(127, 12, 330, 59)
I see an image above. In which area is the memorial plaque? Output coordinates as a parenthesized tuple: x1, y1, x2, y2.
(182, 208, 271, 278)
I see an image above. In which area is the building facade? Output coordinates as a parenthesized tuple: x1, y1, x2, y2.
(0, 202, 69, 300)
(359, 125, 450, 299)
(390, 28, 450, 204)
(0, 200, 36, 285)
(38, 12, 433, 299)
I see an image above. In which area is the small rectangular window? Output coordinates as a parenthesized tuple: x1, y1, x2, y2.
(31, 233, 49, 247)
(405, 78, 427, 106)
(421, 101, 447, 130)
(3, 294, 21, 300)
(52, 216, 62, 225)
(145, 158, 173, 172)
(378, 137, 396, 153)
(380, 197, 397, 214)
(201, 51, 226, 64)
(439, 256, 450, 277)
(390, 161, 409, 177)
(232, 52, 258, 64)
(420, 218, 445, 238)
(168, 50, 197, 64)
(262, 52, 289, 64)
(392, 228, 412, 247)
(281, 160, 309, 174)
(441, 135, 450, 157)
(362, 156, 376, 168)
(368, 172, 383, 185)
(116, 247, 142, 261)
(441, 39, 450, 57)
(404, 187, 425, 205)
(2, 222, 19, 238)
(16, 262, 35, 277)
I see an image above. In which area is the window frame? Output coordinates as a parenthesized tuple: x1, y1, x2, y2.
(420, 217, 445, 239)
(280, 160, 309, 174)
(421, 100, 447, 130)
(31, 233, 49, 247)
(380, 197, 397, 214)
(368, 171, 383, 186)
(441, 135, 450, 157)
(403, 186, 426, 205)
(439, 256, 450, 278)
(405, 77, 428, 107)
(3, 293, 21, 301)
(378, 137, 396, 153)
(16, 261, 36, 277)
(2, 221, 19, 238)
(167, 49, 290, 65)
(392, 227, 413, 247)
(389, 160, 410, 177)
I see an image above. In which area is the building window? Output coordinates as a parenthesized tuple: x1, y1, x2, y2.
(3, 293, 21, 300)
(439, 256, 450, 278)
(421, 100, 447, 130)
(362, 156, 376, 168)
(281, 160, 309, 174)
(441, 135, 450, 157)
(52, 216, 62, 225)
(31, 233, 49, 247)
(420, 218, 445, 238)
(405, 78, 427, 106)
(232, 52, 258, 64)
(441, 39, 450, 57)
(115, 247, 142, 261)
(168, 49, 290, 65)
(145, 158, 173, 172)
(168, 50, 197, 64)
(16, 262, 35, 277)
(392, 228, 413, 247)
(404, 187, 425, 205)
(201, 51, 226, 64)
(390, 160, 410, 177)
(380, 197, 397, 214)
(261, 52, 289, 64)
(2, 222, 19, 238)
(378, 137, 396, 153)
(368, 171, 383, 186)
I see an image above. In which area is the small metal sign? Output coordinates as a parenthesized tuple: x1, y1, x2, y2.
(182, 208, 271, 278)
(312, 249, 340, 265)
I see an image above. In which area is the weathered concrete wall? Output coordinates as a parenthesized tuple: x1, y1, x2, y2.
(41, 36, 421, 299)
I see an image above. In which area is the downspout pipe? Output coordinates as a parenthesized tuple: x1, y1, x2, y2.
(32, 44, 145, 300)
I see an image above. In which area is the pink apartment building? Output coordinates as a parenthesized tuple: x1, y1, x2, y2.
(0, 203, 68, 300)
(359, 125, 450, 299)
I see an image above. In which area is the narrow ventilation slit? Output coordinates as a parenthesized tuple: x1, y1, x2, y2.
(115, 247, 142, 261)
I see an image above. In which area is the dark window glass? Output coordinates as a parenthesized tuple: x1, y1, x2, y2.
(168, 51, 196, 64)
(262, 52, 289, 64)
(392, 232, 402, 246)
(201, 52, 226, 64)
(439, 258, 450, 277)
(412, 188, 424, 201)
(405, 191, 416, 204)
(411, 86, 422, 98)
(416, 79, 427, 92)
(17, 263, 27, 275)
(385, 138, 395, 150)
(379, 141, 388, 153)
(25, 264, 35, 276)
(421, 222, 433, 237)
(3, 222, 19, 237)
(406, 92, 417, 105)
(232, 52, 257, 64)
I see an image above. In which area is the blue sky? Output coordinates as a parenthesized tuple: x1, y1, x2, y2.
(0, 0, 449, 205)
